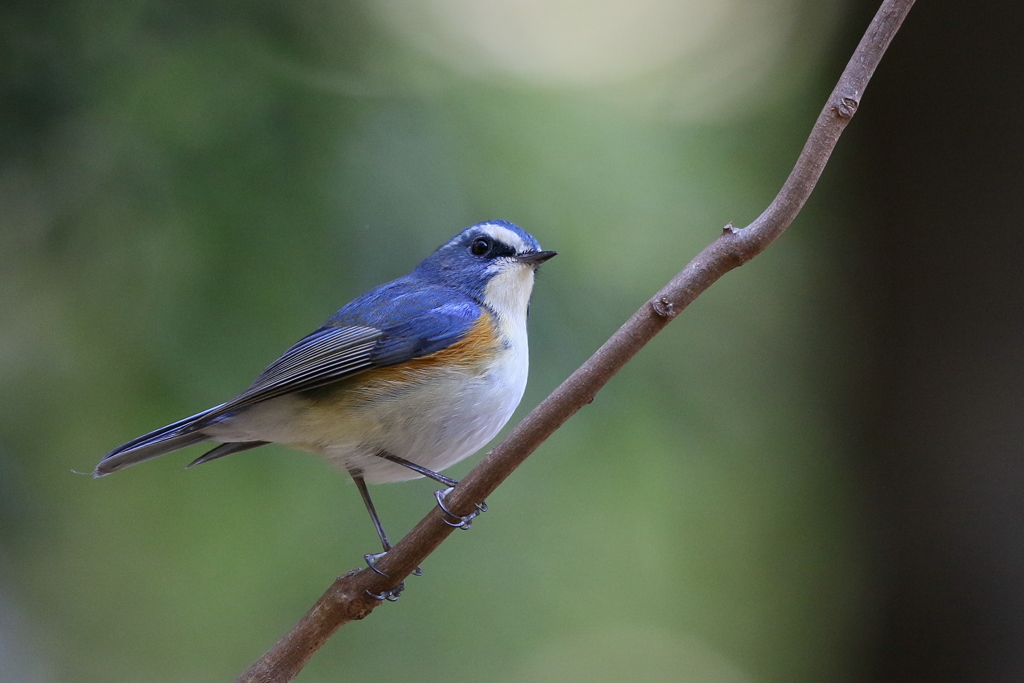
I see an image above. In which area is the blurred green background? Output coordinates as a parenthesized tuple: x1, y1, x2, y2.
(3, 1, 1022, 682)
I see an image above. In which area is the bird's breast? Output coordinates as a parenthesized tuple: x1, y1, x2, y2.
(333, 310, 528, 416)
(279, 310, 529, 482)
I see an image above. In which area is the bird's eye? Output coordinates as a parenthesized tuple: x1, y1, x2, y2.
(470, 236, 492, 256)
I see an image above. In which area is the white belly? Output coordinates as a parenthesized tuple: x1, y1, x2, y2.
(329, 345, 527, 483)
(208, 340, 528, 484)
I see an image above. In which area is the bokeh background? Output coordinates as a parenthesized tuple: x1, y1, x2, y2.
(2, 0, 1022, 681)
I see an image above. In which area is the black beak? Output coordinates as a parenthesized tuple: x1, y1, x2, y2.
(515, 250, 557, 265)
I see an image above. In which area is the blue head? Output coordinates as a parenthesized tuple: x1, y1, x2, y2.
(413, 220, 555, 318)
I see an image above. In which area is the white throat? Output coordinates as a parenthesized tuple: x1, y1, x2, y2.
(482, 264, 535, 335)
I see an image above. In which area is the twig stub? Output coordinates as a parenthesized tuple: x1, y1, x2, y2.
(835, 95, 860, 118)
(652, 297, 676, 318)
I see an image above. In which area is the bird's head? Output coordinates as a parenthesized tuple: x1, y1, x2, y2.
(414, 220, 556, 319)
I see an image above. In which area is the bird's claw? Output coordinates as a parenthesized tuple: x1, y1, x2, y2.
(435, 487, 488, 529)
(363, 552, 414, 601)
(365, 581, 405, 602)
(364, 551, 422, 578)
(364, 551, 389, 576)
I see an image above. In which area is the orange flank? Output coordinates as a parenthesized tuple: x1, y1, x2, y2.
(373, 311, 500, 378)
(307, 312, 501, 407)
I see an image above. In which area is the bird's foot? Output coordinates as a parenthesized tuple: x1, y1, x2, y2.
(364, 550, 422, 580)
(365, 581, 405, 602)
(364, 551, 390, 576)
(363, 552, 412, 601)
(434, 487, 488, 529)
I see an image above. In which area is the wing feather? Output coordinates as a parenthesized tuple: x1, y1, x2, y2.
(198, 325, 382, 422)
(96, 285, 487, 475)
(96, 325, 382, 474)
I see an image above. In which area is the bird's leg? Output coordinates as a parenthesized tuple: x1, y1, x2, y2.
(372, 449, 458, 487)
(371, 449, 487, 529)
(351, 471, 407, 601)
(351, 471, 390, 556)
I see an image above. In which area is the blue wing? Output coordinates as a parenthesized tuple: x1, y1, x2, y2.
(95, 278, 483, 475)
(229, 280, 483, 407)
(327, 277, 483, 366)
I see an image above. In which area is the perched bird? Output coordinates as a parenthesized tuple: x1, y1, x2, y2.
(95, 220, 554, 585)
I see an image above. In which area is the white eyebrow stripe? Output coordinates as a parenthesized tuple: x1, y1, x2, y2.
(479, 224, 529, 253)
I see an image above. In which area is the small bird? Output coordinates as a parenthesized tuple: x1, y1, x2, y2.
(95, 220, 554, 582)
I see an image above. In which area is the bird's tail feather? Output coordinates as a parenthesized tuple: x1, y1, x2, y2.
(94, 431, 210, 476)
(94, 405, 226, 477)
(187, 440, 269, 468)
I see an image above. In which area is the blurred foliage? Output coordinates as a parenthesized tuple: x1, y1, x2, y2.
(0, 1, 873, 682)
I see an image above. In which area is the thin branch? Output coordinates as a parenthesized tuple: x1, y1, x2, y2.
(236, 1, 916, 680)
